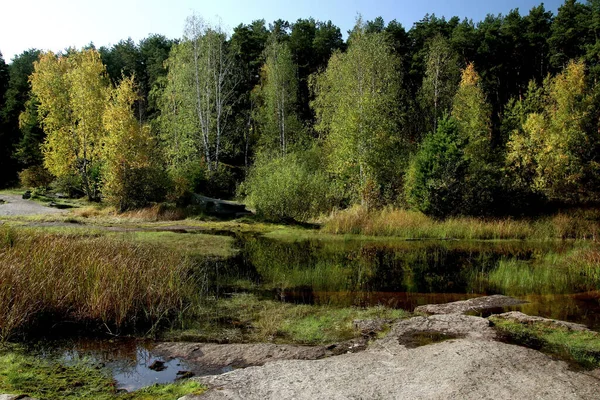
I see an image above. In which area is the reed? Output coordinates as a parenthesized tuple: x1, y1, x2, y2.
(323, 205, 600, 240)
(0, 226, 198, 341)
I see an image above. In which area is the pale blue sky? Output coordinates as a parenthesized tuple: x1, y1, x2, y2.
(1, 0, 565, 62)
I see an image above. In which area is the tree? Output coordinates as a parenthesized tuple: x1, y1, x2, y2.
(102, 76, 166, 210)
(255, 39, 302, 155)
(404, 116, 468, 218)
(30, 49, 110, 201)
(0, 51, 12, 186)
(160, 15, 238, 180)
(452, 63, 492, 160)
(312, 19, 403, 206)
(0, 50, 42, 186)
(418, 34, 460, 133)
(549, 0, 590, 70)
(506, 60, 600, 203)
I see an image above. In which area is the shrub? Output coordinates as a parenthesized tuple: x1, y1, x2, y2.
(243, 148, 340, 221)
(18, 165, 54, 190)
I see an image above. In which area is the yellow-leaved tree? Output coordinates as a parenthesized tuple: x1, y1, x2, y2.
(506, 60, 600, 203)
(30, 49, 110, 200)
(102, 76, 166, 211)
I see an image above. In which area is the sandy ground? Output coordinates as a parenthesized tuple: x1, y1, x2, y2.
(0, 194, 65, 216)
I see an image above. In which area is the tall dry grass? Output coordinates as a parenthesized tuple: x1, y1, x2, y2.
(0, 226, 197, 340)
(323, 206, 600, 240)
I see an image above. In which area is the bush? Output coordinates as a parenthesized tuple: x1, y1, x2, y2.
(103, 165, 170, 212)
(243, 149, 340, 222)
(18, 166, 54, 190)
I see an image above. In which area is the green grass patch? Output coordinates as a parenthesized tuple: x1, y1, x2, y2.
(167, 293, 410, 345)
(125, 231, 236, 258)
(0, 348, 206, 399)
(490, 316, 600, 369)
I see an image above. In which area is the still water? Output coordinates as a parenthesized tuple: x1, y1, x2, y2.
(207, 235, 600, 329)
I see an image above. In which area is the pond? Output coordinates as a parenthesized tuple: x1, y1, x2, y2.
(207, 235, 600, 330)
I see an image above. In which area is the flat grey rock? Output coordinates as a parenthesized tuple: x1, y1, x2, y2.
(493, 311, 591, 331)
(415, 295, 526, 315)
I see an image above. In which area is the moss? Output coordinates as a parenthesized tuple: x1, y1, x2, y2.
(490, 316, 600, 369)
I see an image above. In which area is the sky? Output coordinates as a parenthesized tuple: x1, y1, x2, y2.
(1, 0, 565, 63)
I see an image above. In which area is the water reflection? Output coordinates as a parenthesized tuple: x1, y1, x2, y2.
(207, 236, 600, 329)
(34, 339, 192, 392)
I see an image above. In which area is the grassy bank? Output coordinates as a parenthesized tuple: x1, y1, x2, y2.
(490, 316, 600, 369)
(488, 245, 600, 295)
(0, 226, 201, 341)
(323, 206, 600, 240)
(167, 293, 410, 345)
(0, 347, 205, 399)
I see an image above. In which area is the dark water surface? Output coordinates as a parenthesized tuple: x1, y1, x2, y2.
(211, 236, 600, 329)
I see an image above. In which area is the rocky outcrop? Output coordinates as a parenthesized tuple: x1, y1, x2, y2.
(492, 311, 591, 331)
(186, 313, 600, 400)
(415, 294, 526, 315)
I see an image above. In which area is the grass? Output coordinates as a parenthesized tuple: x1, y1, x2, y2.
(490, 316, 600, 369)
(323, 205, 600, 240)
(0, 347, 206, 399)
(487, 245, 600, 295)
(0, 225, 202, 341)
(167, 293, 410, 345)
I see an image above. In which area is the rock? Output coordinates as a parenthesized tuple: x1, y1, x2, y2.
(192, 336, 600, 399)
(153, 342, 329, 377)
(176, 370, 195, 380)
(148, 360, 167, 371)
(353, 319, 392, 336)
(188, 194, 252, 217)
(492, 311, 590, 331)
(415, 295, 526, 315)
(22, 191, 31, 200)
(0, 395, 39, 400)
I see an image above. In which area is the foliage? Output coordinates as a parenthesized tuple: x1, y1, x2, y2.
(506, 60, 600, 203)
(160, 15, 238, 179)
(30, 49, 110, 201)
(243, 148, 340, 221)
(18, 165, 53, 189)
(102, 76, 168, 211)
(311, 19, 404, 206)
(404, 116, 467, 218)
(418, 34, 460, 134)
(255, 39, 303, 155)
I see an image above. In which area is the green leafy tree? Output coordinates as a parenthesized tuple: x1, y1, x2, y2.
(30, 49, 110, 201)
(255, 40, 302, 155)
(160, 15, 238, 186)
(311, 19, 403, 206)
(418, 34, 460, 133)
(404, 116, 468, 218)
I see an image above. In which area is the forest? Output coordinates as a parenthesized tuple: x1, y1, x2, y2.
(1, 0, 600, 221)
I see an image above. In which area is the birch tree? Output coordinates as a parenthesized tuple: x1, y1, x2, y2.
(30, 49, 110, 201)
(311, 19, 402, 205)
(256, 40, 302, 155)
(160, 15, 238, 176)
(419, 35, 460, 133)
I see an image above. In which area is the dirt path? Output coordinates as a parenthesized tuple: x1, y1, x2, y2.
(180, 307, 600, 399)
(0, 194, 66, 217)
